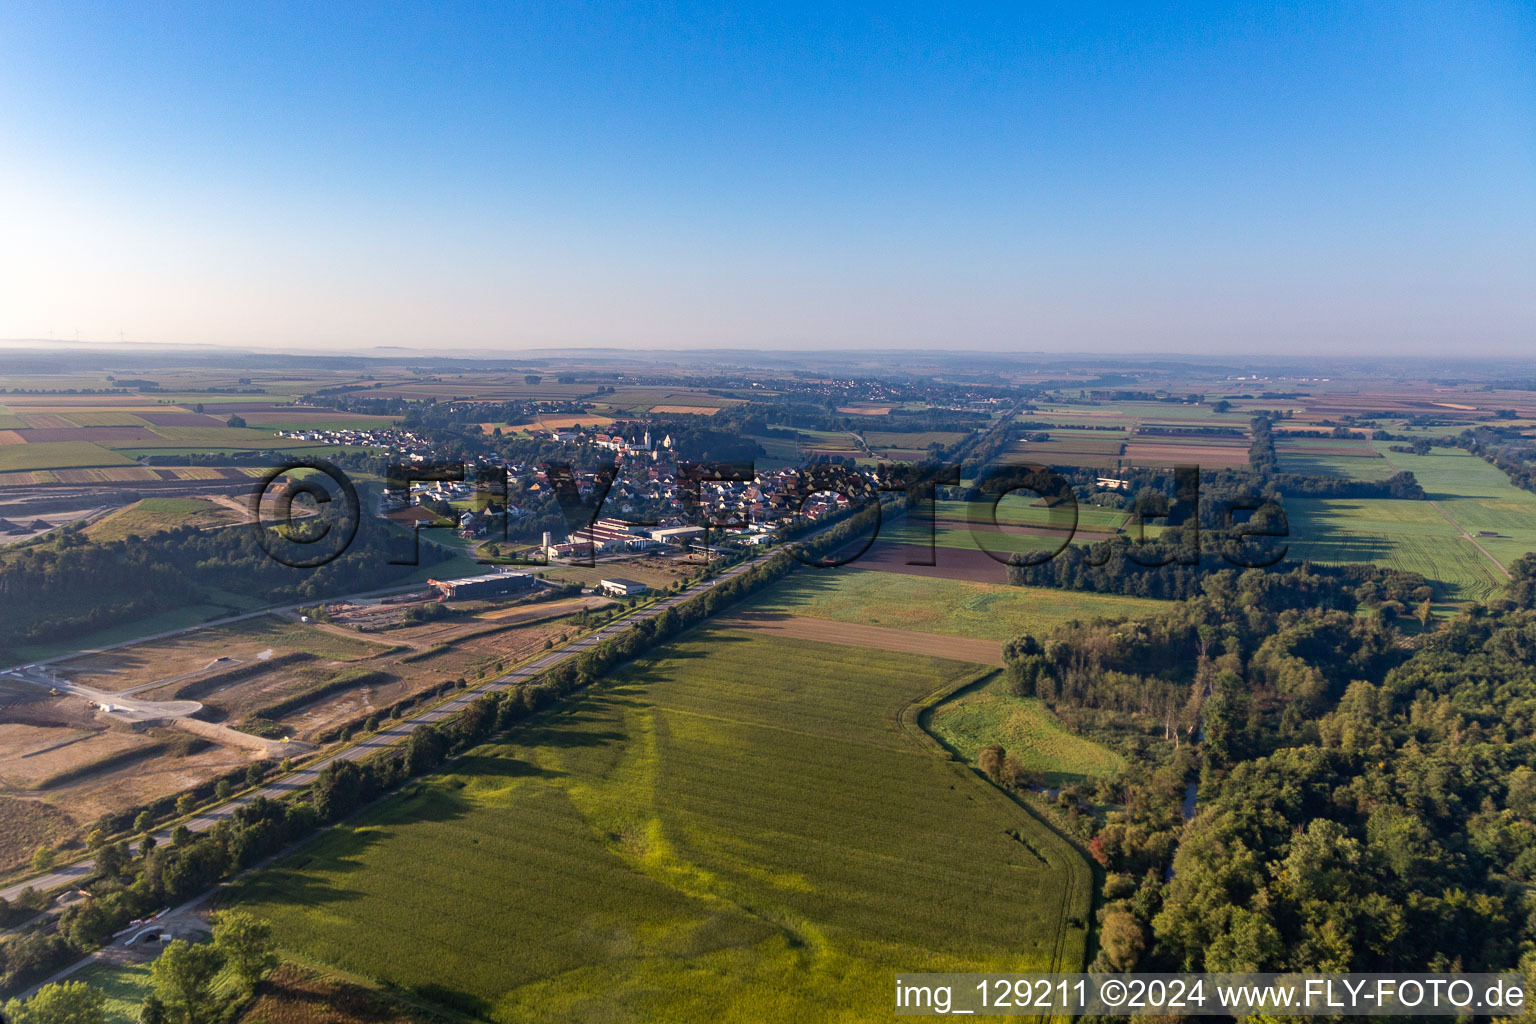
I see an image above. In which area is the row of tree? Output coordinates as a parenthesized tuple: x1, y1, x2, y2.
(0, 505, 877, 997)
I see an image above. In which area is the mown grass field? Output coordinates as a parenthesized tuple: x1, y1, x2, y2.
(1283, 496, 1507, 600)
(1374, 445, 1536, 570)
(226, 632, 1090, 1022)
(1276, 447, 1536, 599)
(68, 959, 153, 1024)
(928, 675, 1125, 786)
(934, 499, 1129, 533)
(746, 570, 1169, 642)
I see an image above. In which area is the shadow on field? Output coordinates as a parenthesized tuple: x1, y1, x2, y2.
(413, 981, 492, 1020)
(451, 752, 566, 779)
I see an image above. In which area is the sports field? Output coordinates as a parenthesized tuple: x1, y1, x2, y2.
(227, 632, 1090, 1022)
(745, 570, 1169, 641)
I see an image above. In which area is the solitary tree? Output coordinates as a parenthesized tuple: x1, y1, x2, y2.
(212, 911, 279, 993)
(978, 744, 1007, 783)
(1098, 908, 1147, 971)
(150, 940, 225, 1024)
(31, 846, 55, 871)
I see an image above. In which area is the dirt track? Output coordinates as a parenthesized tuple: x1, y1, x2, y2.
(712, 611, 1004, 667)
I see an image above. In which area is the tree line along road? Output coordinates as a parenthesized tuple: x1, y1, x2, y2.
(0, 544, 784, 906)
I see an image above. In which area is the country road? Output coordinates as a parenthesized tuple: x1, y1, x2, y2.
(0, 544, 779, 905)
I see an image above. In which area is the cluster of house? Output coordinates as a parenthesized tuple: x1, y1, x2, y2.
(535, 520, 710, 560)
(274, 426, 435, 455)
(527, 426, 676, 458)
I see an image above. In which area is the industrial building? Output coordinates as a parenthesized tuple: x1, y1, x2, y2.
(428, 571, 537, 601)
(599, 578, 649, 598)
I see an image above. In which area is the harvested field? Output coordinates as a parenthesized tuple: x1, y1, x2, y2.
(842, 538, 1012, 583)
(0, 796, 75, 874)
(714, 611, 1004, 666)
(15, 413, 76, 429)
(537, 555, 696, 589)
(13, 426, 163, 444)
(648, 404, 720, 415)
(0, 728, 147, 790)
(475, 595, 612, 621)
(535, 414, 614, 429)
(0, 430, 24, 445)
(38, 737, 259, 825)
(136, 411, 228, 427)
(1122, 441, 1251, 467)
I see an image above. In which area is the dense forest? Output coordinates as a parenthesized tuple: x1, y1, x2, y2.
(1001, 556, 1536, 975)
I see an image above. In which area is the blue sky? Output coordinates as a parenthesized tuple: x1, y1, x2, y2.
(1, 2, 1532, 354)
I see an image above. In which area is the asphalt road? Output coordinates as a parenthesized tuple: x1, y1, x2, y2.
(0, 547, 775, 904)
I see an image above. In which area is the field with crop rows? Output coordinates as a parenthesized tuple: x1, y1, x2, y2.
(227, 633, 1090, 1022)
(746, 570, 1168, 642)
(934, 499, 1129, 534)
(0, 441, 137, 471)
(1275, 435, 1395, 479)
(1372, 445, 1536, 569)
(1283, 497, 1505, 600)
(860, 430, 970, 448)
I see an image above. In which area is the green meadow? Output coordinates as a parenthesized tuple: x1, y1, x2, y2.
(928, 675, 1125, 786)
(226, 632, 1090, 1023)
(745, 571, 1169, 642)
(1278, 447, 1536, 599)
(1374, 445, 1536, 570)
(1284, 497, 1506, 600)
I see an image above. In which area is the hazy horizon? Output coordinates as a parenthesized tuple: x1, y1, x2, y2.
(2, 3, 1533, 355)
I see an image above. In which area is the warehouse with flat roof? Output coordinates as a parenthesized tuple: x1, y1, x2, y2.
(428, 571, 537, 600)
